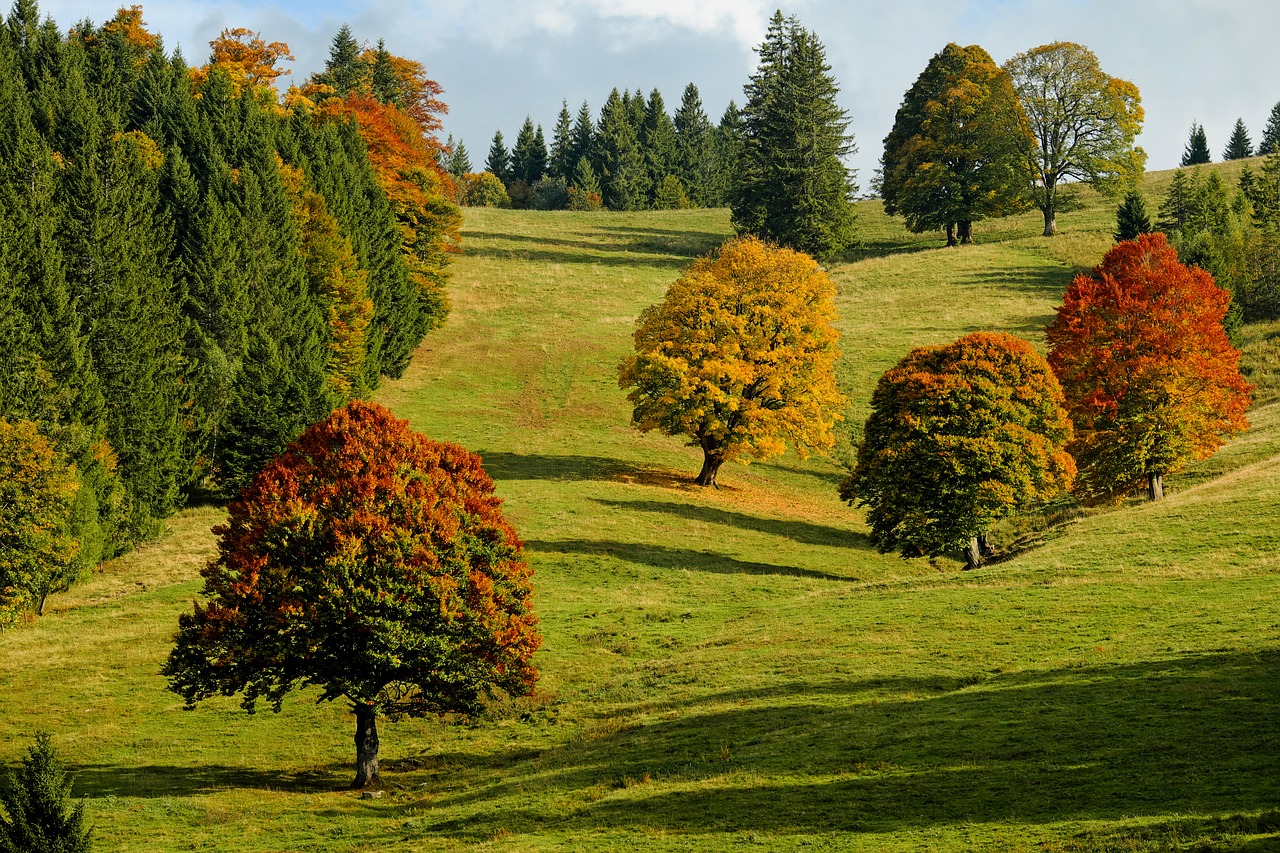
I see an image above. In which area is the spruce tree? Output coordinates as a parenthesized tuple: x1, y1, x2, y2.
(1114, 189, 1152, 241)
(640, 88, 677, 205)
(1181, 121, 1211, 166)
(710, 100, 745, 207)
(596, 88, 646, 210)
(485, 129, 510, 184)
(0, 733, 92, 853)
(548, 100, 573, 180)
(369, 39, 400, 106)
(1223, 118, 1253, 160)
(318, 24, 364, 97)
(673, 83, 714, 206)
(1259, 102, 1280, 155)
(446, 136, 471, 179)
(569, 100, 595, 183)
(732, 12, 857, 258)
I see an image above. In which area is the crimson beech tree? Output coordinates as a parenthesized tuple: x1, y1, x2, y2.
(841, 332, 1075, 567)
(1047, 233, 1252, 501)
(163, 401, 540, 788)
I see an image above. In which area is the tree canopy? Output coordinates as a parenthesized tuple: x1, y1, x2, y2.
(881, 43, 1033, 245)
(163, 400, 541, 789)
(619, 236, 845, 487)
(1004, 41, 1145, 236)
(1046, 233, 1252, 502)
(841, 332, 1075, 568)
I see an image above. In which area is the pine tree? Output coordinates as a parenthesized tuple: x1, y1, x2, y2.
(0, 733, 92, 853)
(596, 88, 646, 210)
(1223, 118, 1253, 160)
(673, 82, 714, 206)
(445, 135, 471, 179)
(709, 100, 744, 207)
(548, 101, 573, 180)
(1261, 102, 1280, 156)
(1114, 189, 1152, 241)
(485, 129, 510, 184)
(640, 88, 677, 206)
(732, 12, 857, 258)
(1181, 121, 1211, 166)
(369, 39, 400, 106)
(318, 24, 363, 97)
(510, 117, 538, 184)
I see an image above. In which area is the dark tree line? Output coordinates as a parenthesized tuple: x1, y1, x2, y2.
(0, 2, 456, 590)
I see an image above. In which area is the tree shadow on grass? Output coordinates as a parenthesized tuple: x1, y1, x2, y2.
(464, 230, 698, 269)
(525, 538, 857, 582)
(476, 451, 697, 491)
(69, 762, 348, 798)
(418, 649, 1280, 841)
(592, 498, 872, 551)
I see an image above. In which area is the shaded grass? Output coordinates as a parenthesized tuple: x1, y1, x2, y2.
(3, 167, 1280, 851)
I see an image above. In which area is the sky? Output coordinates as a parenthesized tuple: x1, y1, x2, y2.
(36, 0, 1280, 187)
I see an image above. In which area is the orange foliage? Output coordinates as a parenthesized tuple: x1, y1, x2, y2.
(100, 5, 157, 51)
(191, 27, 294, 102)
(1047, 233, 1252, 500)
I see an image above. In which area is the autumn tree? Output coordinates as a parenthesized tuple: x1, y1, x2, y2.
(732, 12, 858, 258)
(1004, 42, 1145, 236)
(1223, 118, 1254, 161)
(841, 333, 1074, 568)
(1046, 233, 1252, 502)
(194, 27, 294, 97)
(619, 237, 845, 487)
(164, 400, 541, 789)
(1181, 121, 1211, 166)
(880, 43, 1033, 245)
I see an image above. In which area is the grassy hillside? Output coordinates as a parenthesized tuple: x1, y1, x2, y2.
(3, 164, 1279, 851)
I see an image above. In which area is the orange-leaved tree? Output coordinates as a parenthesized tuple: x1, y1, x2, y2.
(841, 332, 1075, 568)
(1046, 232, 1252, 501)
(619, 236, 846, 487)
(163, 401, 541, 789)
(191, 27, 295, 98)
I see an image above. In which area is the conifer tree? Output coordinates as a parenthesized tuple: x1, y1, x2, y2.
(597, 88, 646, 210)
(673, 82, 714, 206)
(510, 117, 539, 184)
(369, 39, 400, 106)
(445, 135, 471, 180)
(1260, 101, 1280, 156)
(0, 733, 91, 853)
(485, 129, 510, 184)
(317, 24, 363, 97)
(569, 99, 595, 183)
(1182, 121, 1211, 166)
(1223, 118, 1253, 160)
(640, 88, 677, 205)
(733, 12, 857, 258)
(1114, 189, 1152, 241)
(710, 100, 745, 207)
(549, 100, 573, 180)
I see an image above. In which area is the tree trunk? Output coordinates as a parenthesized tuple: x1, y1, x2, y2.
(1042, 206, 1056, 237)
(352, 703, 382, 789)
(695, 450, 724, 488)
(963, 536, 985, 569)
(957, 220, 974, 244)
(1147, 472, 1164, 501)
(37, 591, 47, 616)
(945, 222, 957, 247)
(978, 533, 993, 559)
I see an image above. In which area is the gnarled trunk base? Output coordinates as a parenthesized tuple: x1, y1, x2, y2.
(352, 703, 382, 789)
(945, 222, 957, 247)
(695, 452, 724, 488)
(1042, 208, 1057, 237)
(957, 220, 974, 244)
(963, 534, 993, 569)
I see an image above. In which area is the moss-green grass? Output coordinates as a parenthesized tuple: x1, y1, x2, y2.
(3, 163, 1279, 851)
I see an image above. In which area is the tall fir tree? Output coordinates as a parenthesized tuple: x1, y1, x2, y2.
(1181, 121, 1211, 166)
(1261, 101, 1280, 156)
(569, 99, 595, 184)
(445, 135, 471, 179)
(732, 12, 857, 258)
(640, 88, 677, 205)
(673, 82, 714, 206)
(548, 100, 573, 180)
(709, 100, 745, 207)
(317, 23, 363, 97)
(1223, 118, 1253, 160)
(485, 128, 510, 183)
(596, 88, 646, 210)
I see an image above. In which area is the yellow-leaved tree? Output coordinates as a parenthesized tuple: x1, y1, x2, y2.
(619, 237, 846, 487)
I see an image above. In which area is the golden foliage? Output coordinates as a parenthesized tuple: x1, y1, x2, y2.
(619, 237, 845, 485)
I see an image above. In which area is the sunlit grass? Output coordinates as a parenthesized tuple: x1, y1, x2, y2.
(3, 164, 1279, 851)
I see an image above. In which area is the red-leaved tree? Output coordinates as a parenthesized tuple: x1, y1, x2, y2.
(163, 401, 540, 789)
(1047, 232, 1252, 501)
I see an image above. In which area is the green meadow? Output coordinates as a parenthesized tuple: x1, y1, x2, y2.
(3, 163, 1279, 851)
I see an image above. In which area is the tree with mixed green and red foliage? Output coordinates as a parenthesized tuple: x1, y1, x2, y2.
(163, 401, 541, 789)
(1047, 233, 1252, 502)
(619, 237, 845, 487)
(841, 332, 1075, 568)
